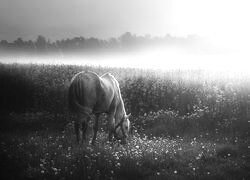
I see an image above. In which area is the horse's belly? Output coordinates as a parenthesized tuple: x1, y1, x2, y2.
(92, 100, 110, 114)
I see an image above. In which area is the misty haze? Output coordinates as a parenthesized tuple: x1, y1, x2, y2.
(0, 32, 209, 69)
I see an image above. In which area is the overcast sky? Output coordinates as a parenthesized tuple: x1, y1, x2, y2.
(0, 0, 249, 49)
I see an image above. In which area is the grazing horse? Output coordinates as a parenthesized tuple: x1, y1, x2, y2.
(68, 71, 131, 145)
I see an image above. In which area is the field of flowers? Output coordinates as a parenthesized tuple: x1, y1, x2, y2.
(0, 62, 250, 179)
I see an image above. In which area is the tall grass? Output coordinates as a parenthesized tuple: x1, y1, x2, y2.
(0, 62, 249, 137)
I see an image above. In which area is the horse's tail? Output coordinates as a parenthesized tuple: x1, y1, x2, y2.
(68, 78, 92, 117)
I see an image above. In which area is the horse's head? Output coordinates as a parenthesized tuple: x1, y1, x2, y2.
(114, 113, 131, 144)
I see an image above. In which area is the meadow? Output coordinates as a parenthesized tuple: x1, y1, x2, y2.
(0, 62, 249, 179)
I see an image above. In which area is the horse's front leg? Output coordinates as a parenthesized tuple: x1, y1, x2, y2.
(107, 111, 116, 143)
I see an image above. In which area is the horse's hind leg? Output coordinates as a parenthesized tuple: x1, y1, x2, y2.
(80, 114, 90, 144)
(92, 114, 100, 145)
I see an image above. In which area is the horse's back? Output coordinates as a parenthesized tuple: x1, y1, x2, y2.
(101, 73, 121, 97)
(100, 73, 120, 93)
(68, 71, 102, 113)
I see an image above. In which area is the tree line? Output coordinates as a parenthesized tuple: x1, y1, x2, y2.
(0, 32, 199, 54)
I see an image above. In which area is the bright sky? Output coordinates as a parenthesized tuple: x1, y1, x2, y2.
(1, 0, 249, 43)
(171, 0, 250, 51)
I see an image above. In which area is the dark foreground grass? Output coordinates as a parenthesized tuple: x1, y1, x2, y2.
(0, 113, 249, 180)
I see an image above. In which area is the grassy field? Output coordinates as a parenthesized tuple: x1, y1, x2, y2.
(0, 63, 250, 179)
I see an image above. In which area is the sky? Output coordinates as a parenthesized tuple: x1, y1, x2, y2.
(0, 0, 172, 41)
(0, 0, 249, 46)
(0, 0, 250, 71)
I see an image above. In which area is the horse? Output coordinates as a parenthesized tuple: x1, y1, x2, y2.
(68, 71, 131, 145)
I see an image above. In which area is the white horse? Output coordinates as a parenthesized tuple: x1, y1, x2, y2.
(68, 71, 131, 145)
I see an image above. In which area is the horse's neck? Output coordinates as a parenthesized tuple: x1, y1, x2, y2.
(116, 99, 126, 120)
(112, 77, 126, 119)
(102, 74, 126, 119)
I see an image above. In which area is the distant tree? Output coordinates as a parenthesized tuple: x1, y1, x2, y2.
(0, 32, 199, 54)
(0, 40, 9, 47)
(86, 37, 101, 49)
(78, 37, 85, 48)
(71, 37, 80, 49)
(13, 37, 25, 48)
(119, 32, 136, 47)
(108, 37, 119, 48)
(35, 35, 47, 51)
(26, 40, 36, 51)
(136, 34, 151, 46)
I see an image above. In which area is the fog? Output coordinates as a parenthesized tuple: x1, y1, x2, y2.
(1, 44, 250, 78)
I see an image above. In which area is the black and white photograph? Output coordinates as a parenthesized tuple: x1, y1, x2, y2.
(0, 0, 250, 179)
